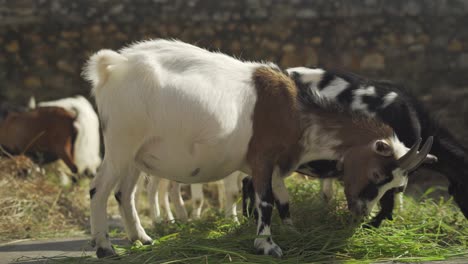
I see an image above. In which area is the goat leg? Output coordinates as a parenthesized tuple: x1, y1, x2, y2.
(365, 188, 396, 228)
(252, 165, 283, 257)
(242, 176, 258, 220)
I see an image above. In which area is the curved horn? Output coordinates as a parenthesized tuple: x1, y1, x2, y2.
(403, 136, 433, 171)
(403, 136, 434, 172)
(397, 137, 421, 170)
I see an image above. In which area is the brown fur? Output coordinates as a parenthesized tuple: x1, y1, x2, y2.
(246, 67, 303, 193)
(247, 67, 402, 211)
(299, 97, 399, 204)
(342, 144, 397, 201)
(320, 113, 396, 199)
(0, 106, 78, 173)
(301, 105, 394, 152)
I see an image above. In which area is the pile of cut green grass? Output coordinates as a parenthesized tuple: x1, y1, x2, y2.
(49, 176, 468, 263)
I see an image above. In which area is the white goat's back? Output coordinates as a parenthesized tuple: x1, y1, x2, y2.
(84, 39, 264, 183)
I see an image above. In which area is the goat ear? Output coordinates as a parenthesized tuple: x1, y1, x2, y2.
(373, 140, 393, 157)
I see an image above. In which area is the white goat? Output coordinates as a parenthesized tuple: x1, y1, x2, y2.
(84, 39, 435, 258)
(38, 95, 101, 177)
(146, 171, 246, 224)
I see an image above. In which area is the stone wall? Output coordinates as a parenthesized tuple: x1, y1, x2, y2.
(1, 1, 467, 143)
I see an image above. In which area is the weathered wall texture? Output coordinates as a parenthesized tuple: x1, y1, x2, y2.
(0, 0, 467, 142)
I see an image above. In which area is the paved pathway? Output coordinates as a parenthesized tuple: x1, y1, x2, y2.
(0, 237, 467, 264)
(0, 237, 125, 264)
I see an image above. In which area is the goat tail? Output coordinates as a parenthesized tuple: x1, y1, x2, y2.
(82, 49, 128, 94)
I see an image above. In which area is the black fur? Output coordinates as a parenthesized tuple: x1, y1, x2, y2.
(114, 191, 122, 205)
(336, 86, 354, 105)
(317, 71, 336, 90)
(242, 67, 468, 227)
(293, 67, 468, 223)
(275, 199, 290, 220)
(89, 187, 97, 199)
(242, 176, 257, 219)
(297, 160, 340, 178)
(358, 183, 379, 201)
(361, 95, 384, 113)
(96, 246, 117, 259)
(260, 202, 273, 225)
(365, 189, 395, 228)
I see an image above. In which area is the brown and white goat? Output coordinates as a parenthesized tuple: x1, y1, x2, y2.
(83, 39, 435, 258)
(0, 106, 78, 174)
(37, 95, 102, 177)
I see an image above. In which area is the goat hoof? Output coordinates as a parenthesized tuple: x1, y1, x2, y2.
(144, 235, 153, 243)
(135, 234, 153, 245)
(267, 245, 283, 258)
(96, 246, 117, 259)
(255, 239, 283, 258)
(142, 239, 153, 245)
(364, 220, 381, 229)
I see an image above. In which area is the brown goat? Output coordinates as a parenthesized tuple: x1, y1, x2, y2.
(0, 106, 78, 173)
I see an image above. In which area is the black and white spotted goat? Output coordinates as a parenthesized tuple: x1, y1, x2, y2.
(286, 67, 467, 227)
(83, 39, 435, 258)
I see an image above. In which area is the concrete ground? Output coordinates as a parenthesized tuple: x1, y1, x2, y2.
(0, 237, 126, 264)
(0, 182, 464, 264)
(0, 237, 466, 264)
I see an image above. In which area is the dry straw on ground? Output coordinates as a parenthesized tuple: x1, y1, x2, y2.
(0, 155, 89, 241)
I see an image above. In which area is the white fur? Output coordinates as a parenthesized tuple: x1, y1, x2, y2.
(357, 136, 411, 215)
(286, 66, 417, 216)
(351, 86, 377, 116)
(381, 92, 398, 108)
(320, 178, 334, 201)
(390, 135, 411, 159)
(169, 180, 189, 221)
(190, 183, 204, 219)
(146, 175, 163, 223)
(395, 192, 404, 211)
(299, 124, 342, 164)
(254, 225, 282, 256)
(363, 168, 408, 216)
(287, 67, 326, 101)
(84, 40, 417, 257)
(272, 167, 293, 225)
(286, 67, 325, 84)
(286, 67, 350, 102)
(39, 95, 101, 175)
(254, 194, 282, 257)
(145, 171, 246, 223)
(222, 171, 245, 222)
(271, 168, 288, 204)
(321, 77, 349, 98)
(85, 40, 269, 255)
(85, 39, 262, 183)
